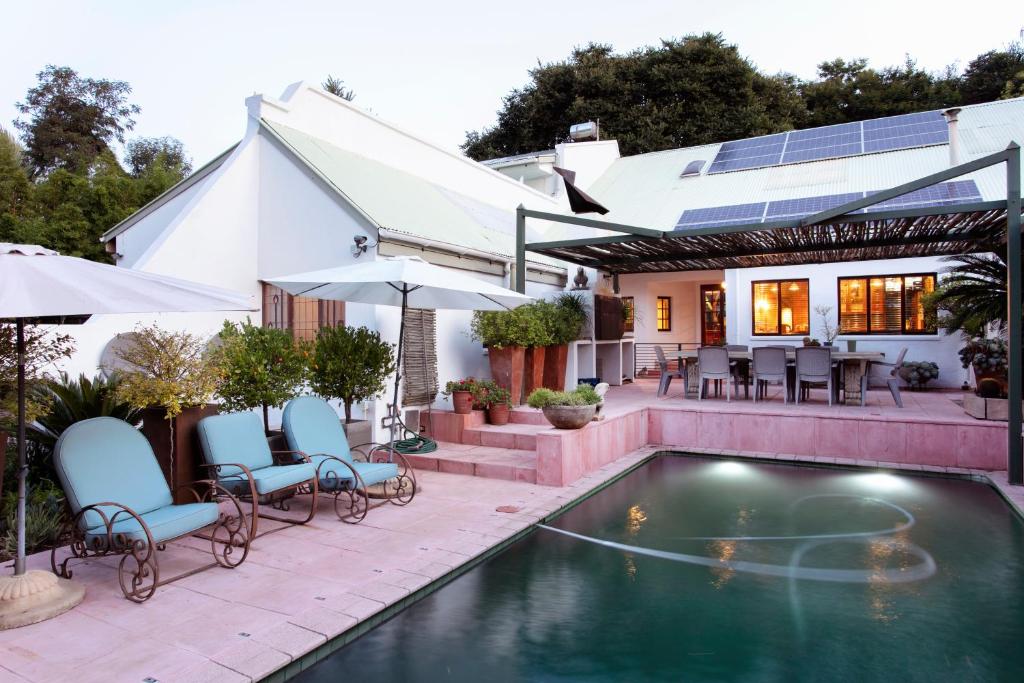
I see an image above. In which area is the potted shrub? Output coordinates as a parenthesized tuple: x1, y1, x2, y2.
(114, 325, 222, 501)
(815, 305, 838, 347)
(309, 325, 395, 446)
(479, 380, 512, 425)
(444, 377, 482, 415)
(543, 293, 588, 391)
(526, 384, 602, 429)
(898, 361, 939, 389)
(959, 338, 1008, 392)
(214, 320, 308, 440)
(471, 306, 545, 405)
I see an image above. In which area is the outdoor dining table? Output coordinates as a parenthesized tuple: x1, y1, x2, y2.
(676, 348, 886, 404)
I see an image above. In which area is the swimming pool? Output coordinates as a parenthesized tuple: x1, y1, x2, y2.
(295, 455, 1024, 681)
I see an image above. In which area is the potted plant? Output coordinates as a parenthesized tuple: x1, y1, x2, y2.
(802, 337, 821, 347)
(443, 377, 482, 415)
(113, 325, 222, 501)
(478, 380, 512, 425)
(815, 305, 838, 347)
(214, 320, 308, 442)
(960, 338, 1008, 391)
(543, 293, 589, 391)
(309, 325, 395, 446)
(523, 302, 555, 399)
(471, 306, 545, 405)
(526, 384, 602, 429)
(898, 361, 939, 389)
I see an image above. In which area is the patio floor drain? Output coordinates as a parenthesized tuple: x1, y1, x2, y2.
(496, 505, 522, 513)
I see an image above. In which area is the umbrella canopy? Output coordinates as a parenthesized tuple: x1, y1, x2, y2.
(267, 255, 532, 449)
(267, 255, 532, 310)
(0, 243, 255, 600)
(0, 243, 254, 318)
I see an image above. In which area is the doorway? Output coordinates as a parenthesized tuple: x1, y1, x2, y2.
(701, 284, 725, 346)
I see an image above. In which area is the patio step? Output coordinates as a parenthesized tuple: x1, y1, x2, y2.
(509, 407, 548, 425)
(405, 442, 538, 484)
(462, 422, 549, 450)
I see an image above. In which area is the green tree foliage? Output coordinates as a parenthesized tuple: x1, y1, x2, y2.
(0, 324, 75, 432)
(15, 65, 140, 177)
(309, 326, 395, 423)
(464, 35, 806, 159)
(125, 136, 192, 178)
(960, 43, 1024, 104)
(215, 320, 308, 432)
(928, 253, 1013, 338)
(322, 75, 356, 101)
(29, 372, 142, 450)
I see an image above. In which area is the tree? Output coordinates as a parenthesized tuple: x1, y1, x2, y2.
(125, 136, 192, 178)
(214, 320, 308, 432)
(0, 128, 30, 221)
(322, 75, 355, 101)
(14, 65, 140, 177)
(0, 324, 75, 433)
(309, 326, 395, 423)
(928, 253, 1013, 338)
(961, 44, 1024, 104)
(463, 35, 807, 160)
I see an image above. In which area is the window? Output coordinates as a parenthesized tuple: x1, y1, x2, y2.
(622, 296, 635, 332)
(838, 274, 936, 334)
(751, 279, 809, 336)
(262, 283, 345, 341)
(656, 297, 671, 332)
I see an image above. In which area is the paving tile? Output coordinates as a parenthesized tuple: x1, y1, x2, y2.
(210, 638, 291, 681)
(288, 606, 358, 639)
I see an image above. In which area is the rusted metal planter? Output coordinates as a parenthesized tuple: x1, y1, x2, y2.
(541, 404, 597, 429)
(543, 343, 568, 391)
(141, 404, 219, 504)
(488, 345, 526, 406)
(524, 346, 547, 398)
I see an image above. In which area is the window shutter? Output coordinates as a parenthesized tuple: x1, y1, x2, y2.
(401, 308, 438, 407)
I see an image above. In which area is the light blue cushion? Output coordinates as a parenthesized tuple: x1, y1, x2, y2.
(54, 417, 173, 531)
(220, 462, 316, 496)
(197, 412, 274, 477)
(282, 397, 353, 464)
(309, 456, 398, 489)
(85, 502, 220, 545)
(351, 461, 399, 486)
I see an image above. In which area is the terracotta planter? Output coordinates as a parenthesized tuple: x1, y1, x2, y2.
(488, 345, 526, 406)
(524, 346, 547, 398)
(541, 404, 597, 429)
(487, 404, 511, 425)
(542, 344, 568, 391)
(452, 390, 474, 414)
(141, 404, 219, 504)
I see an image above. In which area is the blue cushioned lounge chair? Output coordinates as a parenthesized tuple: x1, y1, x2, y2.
(282, 396, 417, 523)
(197, 411, 319, 539)
(51, 417, 250, 603)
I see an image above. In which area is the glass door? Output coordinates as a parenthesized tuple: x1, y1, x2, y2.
(701, 285, 725, 346)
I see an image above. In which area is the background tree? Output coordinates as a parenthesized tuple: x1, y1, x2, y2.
(14, 65, 140, 177)
(214, 319, 308, 432)
(960, 43, 1024, 104)
(322, 75, 356, 101)
(125, 136, 192, 178)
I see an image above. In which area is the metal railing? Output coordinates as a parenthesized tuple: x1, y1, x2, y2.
(634, 342, 700, 376)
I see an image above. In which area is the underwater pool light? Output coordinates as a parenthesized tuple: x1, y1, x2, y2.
(856, 472, 907, 492)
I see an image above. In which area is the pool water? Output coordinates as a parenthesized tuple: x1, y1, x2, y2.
(295, 455, 1024, 682)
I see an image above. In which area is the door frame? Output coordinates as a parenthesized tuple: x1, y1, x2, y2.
(700, 284, 726, 346)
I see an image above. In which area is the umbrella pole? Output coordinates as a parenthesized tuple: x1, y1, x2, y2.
(14, 319, 26, 576)
(389, 287, 407, 456)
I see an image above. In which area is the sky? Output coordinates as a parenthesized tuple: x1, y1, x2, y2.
(1, 0, 1020, 165)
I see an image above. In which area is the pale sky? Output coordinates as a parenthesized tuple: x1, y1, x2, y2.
(1, 0, 1019, 165)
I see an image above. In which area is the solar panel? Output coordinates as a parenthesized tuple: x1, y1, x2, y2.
(675, 202, 766, 230)
(707, 110, 949, 174)
(673, 181, 981, 231)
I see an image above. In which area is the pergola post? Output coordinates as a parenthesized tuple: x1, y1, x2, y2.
(1007, 144, 1022, 484)
(515, 205, 526, 294)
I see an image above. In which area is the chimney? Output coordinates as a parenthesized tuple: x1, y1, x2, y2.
(942, 107, 962, 166)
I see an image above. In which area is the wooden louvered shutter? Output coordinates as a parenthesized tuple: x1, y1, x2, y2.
(401, 308, 438, 407)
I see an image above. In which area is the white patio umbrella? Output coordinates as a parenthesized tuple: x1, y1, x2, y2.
(0, 243, 256, 629)
(267, 255, 532, 445)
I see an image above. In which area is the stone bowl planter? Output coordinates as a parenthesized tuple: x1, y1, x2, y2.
(541, 404, 597, 429)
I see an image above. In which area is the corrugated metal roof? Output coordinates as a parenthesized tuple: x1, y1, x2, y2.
(586, 98, 1024, 231)
(262, 120, 562, 266)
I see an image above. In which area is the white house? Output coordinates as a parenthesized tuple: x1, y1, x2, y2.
(488, 98, 1024, 388)
(60, 85, 1023, 437)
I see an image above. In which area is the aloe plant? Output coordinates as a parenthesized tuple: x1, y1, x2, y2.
(30, 372, 143, 450)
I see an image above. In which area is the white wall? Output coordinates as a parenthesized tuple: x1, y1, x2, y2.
(618, 271, 725, 348)
(728, 256, 965, 388)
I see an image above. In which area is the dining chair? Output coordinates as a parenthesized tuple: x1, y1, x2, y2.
(725, 344, 751, 398)
(795, 346, 838, 406)
(752, 346, 789, 403)
(697, 346, 735, 401)
(654, 345, 687, 397)
(860, 347, 907, 408)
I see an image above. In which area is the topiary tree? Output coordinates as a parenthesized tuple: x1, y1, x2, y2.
(215, 320, 308, 432)
(309, 325, 395, 423)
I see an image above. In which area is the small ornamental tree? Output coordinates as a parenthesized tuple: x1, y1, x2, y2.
(113, 324, 221, 419)
(215, 320, 308, 432)
(0, 323, 75, 431)
(309, 325, 395, 423)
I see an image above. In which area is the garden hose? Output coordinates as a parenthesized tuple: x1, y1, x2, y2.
(390, 410, 439, 455)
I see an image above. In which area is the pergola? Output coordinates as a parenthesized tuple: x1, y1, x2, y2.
(514, 144, 1023, 484)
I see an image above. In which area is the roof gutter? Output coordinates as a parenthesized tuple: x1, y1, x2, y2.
(378, 228, 566, 277)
